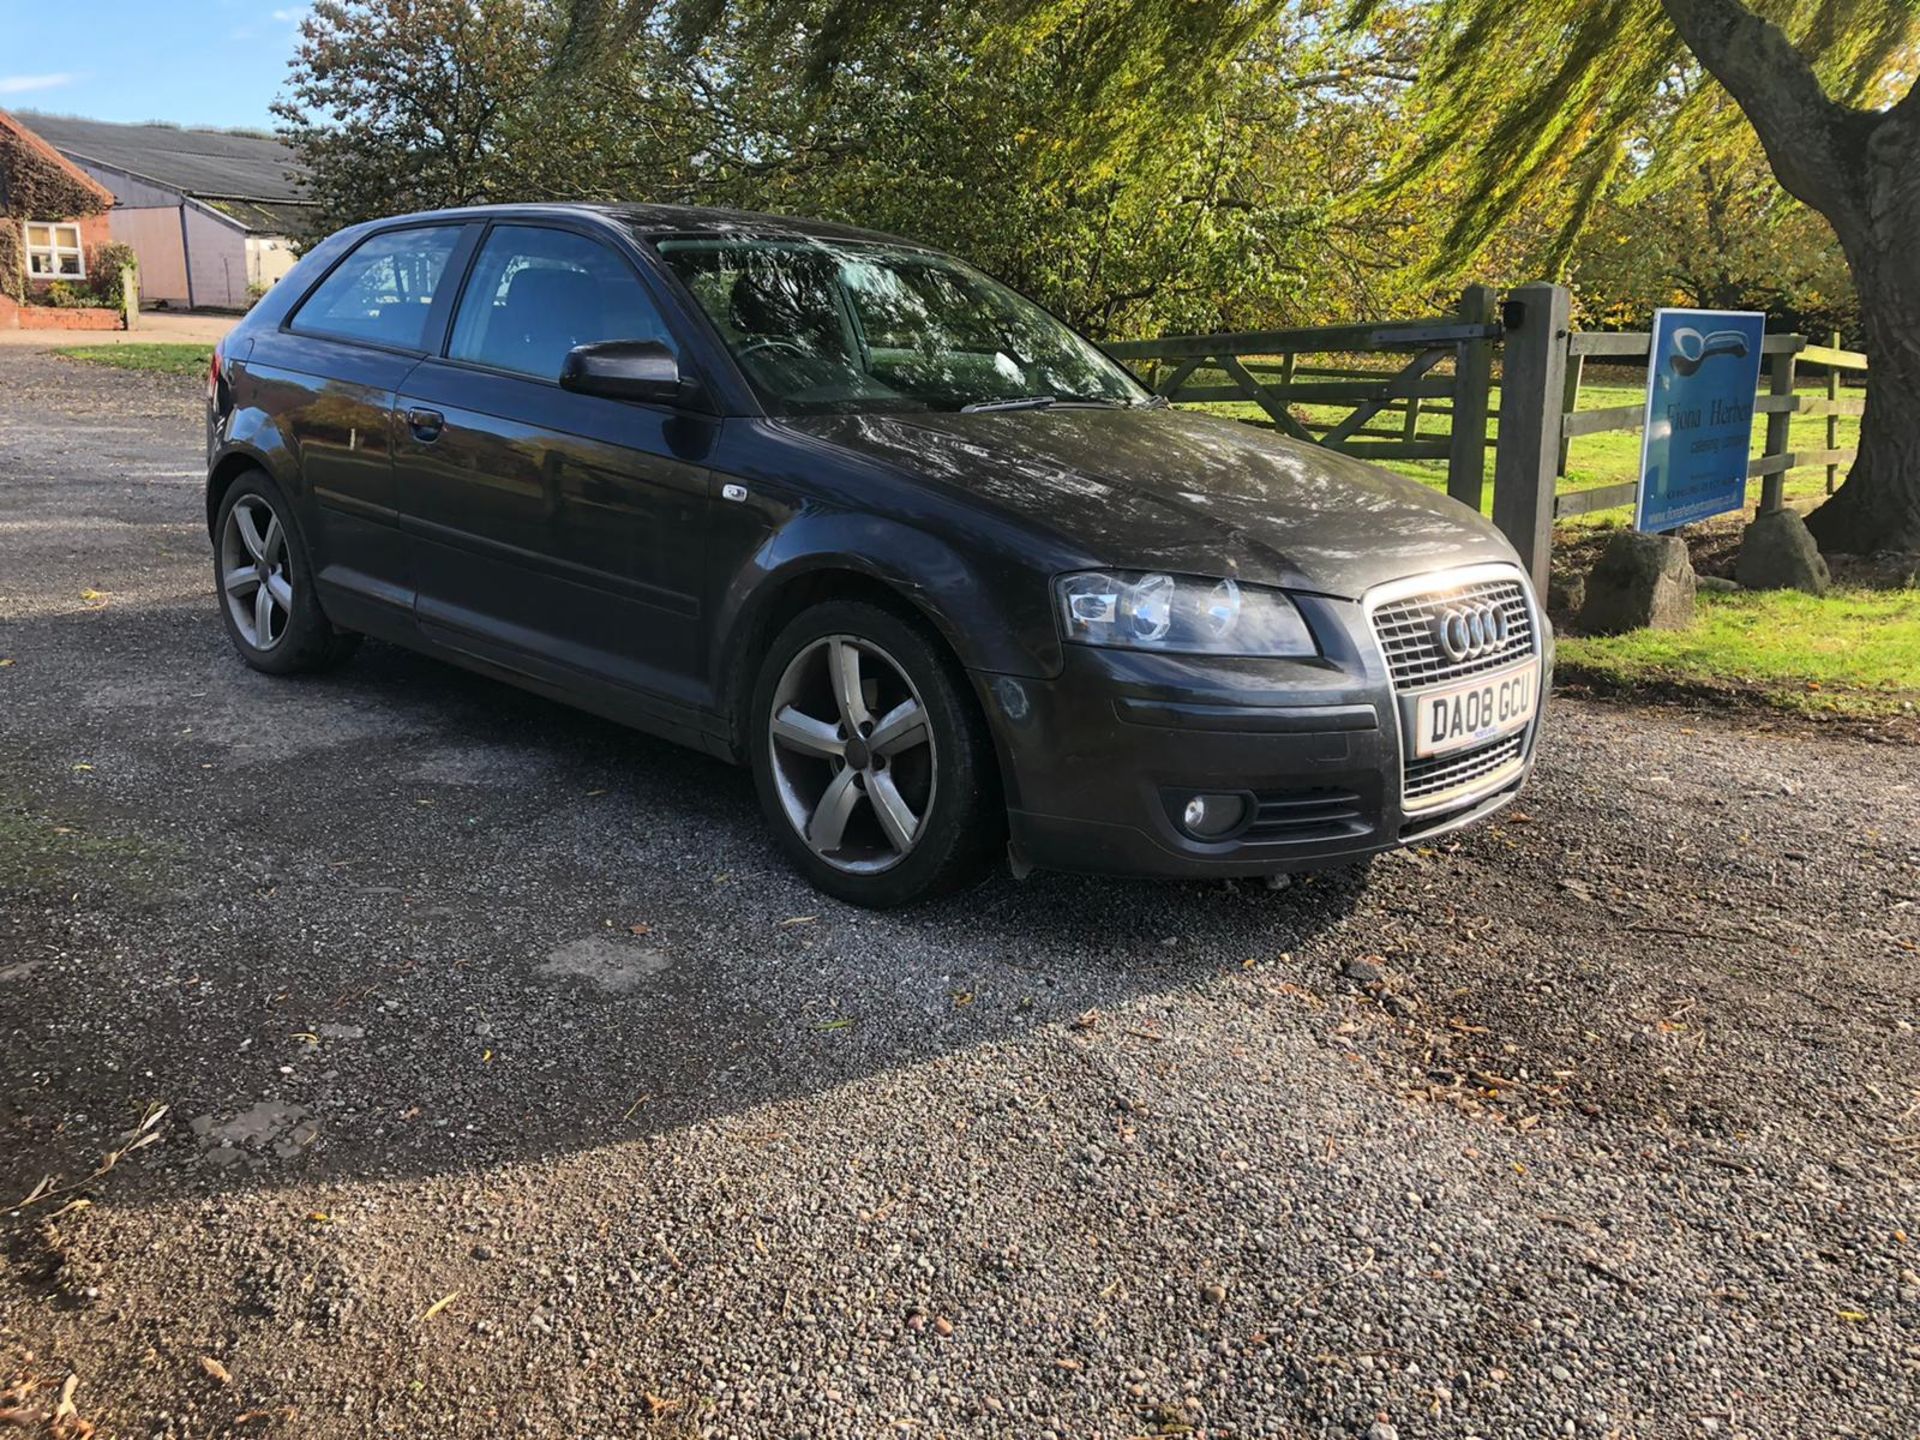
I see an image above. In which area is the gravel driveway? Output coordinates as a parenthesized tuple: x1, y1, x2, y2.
(2, 348, 1916, 1440)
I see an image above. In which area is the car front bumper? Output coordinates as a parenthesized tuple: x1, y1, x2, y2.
(978, 586, 1551, 880)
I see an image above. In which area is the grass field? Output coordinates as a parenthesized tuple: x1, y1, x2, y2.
(1557, 587, 1919, 718)
(59, 344, 214, 378)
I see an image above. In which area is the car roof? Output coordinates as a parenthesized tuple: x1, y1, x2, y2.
(379, 201, 918, 249)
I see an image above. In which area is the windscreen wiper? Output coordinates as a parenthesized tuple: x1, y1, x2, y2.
(960, 395, 1056, 413)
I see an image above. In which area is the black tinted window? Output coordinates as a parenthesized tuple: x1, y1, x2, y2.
(290, 226, 461, 351)
(448, 226, 669, 380)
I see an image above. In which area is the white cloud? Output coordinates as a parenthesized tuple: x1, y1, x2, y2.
(0, 73, 76, 97)
(271, 6, 308, 20)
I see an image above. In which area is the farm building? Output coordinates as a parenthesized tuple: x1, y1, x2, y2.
(12, 111, 317, 311)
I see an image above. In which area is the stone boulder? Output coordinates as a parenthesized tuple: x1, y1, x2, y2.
(1578, 530, 1696, 634)
(1734, 508, 1831, 594)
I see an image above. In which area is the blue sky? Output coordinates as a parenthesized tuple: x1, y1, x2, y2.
(0, 1, 308, 131)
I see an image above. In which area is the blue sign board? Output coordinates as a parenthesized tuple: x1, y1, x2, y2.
(1635, 307, 1766, 533)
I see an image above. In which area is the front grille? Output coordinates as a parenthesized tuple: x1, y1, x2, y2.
(1245, 788, 1370, 843)
(1402, 732, 1526, 808)
(1369, 575, 1535, 691)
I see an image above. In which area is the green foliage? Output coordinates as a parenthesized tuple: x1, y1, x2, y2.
(89, 241, 138, 311)
(0, 220, 22, 304)
(280, 0, 1483, 336)
(1344, 0, 1919, 277)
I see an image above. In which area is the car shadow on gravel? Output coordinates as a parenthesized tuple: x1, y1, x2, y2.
(1, 601, 1368, 1216)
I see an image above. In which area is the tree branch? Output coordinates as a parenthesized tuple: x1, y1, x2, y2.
(1657, 0, 1856, 215)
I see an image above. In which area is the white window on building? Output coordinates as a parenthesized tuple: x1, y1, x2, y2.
(24, 223, 86, 279)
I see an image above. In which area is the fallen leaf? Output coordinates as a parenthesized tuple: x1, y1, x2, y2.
(1836, 1308, 1869, 1322)
(0, 658, 15, 668)
(0, 1410, 39, 1429)
(420, 1290, 460, 1322)
(950, 991, 974, 1007)
(815, 1017, 855, 1031)
(1071, 1009, 1100, 1031)
(198, 1357, 232, 1386)
(46, 1197, 91, 1221)
(644, 1394, 682, 1418)
(80, 588, 108, 604)
(780, 915, 817, 927)
(627, 922, 652, 936)
(307, 1212, 331, 1224)
(71, 763, 93, 772)
(481, 1049, 493, 1063)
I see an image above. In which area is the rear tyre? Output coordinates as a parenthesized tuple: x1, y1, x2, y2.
(750, 599, 1002, 908)
(213, 469, 359, 675)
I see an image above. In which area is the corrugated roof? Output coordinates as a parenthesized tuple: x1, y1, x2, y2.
(12, 112, 309, 204)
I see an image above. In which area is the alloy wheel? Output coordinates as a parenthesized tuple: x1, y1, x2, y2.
(767, 635, 937, 875)
(220, 493, 293, 651)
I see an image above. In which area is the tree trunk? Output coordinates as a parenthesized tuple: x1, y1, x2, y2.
(1802, 126, 1920, 555)
(1657, 0, 1920, 554)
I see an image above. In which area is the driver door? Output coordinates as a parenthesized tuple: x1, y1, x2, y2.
(392, 222, 718, 712)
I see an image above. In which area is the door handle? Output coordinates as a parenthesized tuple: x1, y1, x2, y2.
(406, 407, 444, 442)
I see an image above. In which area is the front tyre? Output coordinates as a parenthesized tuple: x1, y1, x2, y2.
(213, 469, 358, 675)
(750, 599, 1001, 908)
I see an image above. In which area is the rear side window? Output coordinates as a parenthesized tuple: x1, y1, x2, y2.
(447, 225, 670, 380)
(289, 226, 462, 351)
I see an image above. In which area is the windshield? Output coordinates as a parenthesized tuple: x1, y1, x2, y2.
(651, 235, 1149, 416)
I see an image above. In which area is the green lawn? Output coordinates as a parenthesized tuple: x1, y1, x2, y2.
(1557, 587, 1920, 717)
(59, 343, 214, 378)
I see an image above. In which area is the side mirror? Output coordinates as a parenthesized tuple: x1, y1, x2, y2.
(560, 340, 685, 405)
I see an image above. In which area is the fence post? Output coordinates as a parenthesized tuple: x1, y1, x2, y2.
(1555, 353, 1584, 476)
(1826, 329, 1841, 495)
(1490, 282, 1570, 594)
(120, 264, 139, 330)
(1447, 284, 1496, 513)
(1760, 341, 1800, 514)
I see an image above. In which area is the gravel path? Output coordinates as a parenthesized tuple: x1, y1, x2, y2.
(2, 348, 1916, 1439)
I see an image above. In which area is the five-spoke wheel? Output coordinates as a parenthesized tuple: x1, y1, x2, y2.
(212, 469, 358, 675)
(220, 492, 294, 651)
(751, 600, 1001, 906)
(768, 635, 937, 874)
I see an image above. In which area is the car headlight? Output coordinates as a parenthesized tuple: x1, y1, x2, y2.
(1054, 571, 1316, 656)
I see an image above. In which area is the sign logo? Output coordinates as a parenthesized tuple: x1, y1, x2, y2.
(1433, 602, 1510, 662)
(1636, 308, 1766, 534)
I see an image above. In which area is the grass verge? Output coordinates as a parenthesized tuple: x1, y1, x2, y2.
(58, 343, 214, 378)
(1556, 587, 1920, 719)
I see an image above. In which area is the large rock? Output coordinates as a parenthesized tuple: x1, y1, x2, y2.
(1578, 530, 1696, 634)
(1734, 508, 1831, 594)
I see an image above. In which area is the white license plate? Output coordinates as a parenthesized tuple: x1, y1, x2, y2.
(1413, 661, 1539, 758)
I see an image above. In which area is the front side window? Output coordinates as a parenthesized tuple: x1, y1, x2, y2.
(652, 235, 1147, 416)
(448, 225, 670, 381)
(289, 225, 462, 351)
(25, 222, 85, 279)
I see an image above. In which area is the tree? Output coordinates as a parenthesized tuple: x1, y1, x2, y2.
(1349, 0, 1920, 552)
(280, 0, 1480, 337)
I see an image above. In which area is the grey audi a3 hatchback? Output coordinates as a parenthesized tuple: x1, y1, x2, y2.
(205, 202, 1551, 907)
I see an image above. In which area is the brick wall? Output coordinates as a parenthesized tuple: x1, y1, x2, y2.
(0, 292, 124, 330)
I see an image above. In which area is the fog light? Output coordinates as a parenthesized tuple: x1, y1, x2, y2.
(1180, 793, 1246, 839)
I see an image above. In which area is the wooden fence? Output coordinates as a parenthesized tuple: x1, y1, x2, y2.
(1103, 285, 1500, 513)
(1115, 281, 1868, 591)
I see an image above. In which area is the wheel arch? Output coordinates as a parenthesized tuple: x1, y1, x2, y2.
(718, 564, 965, 760)
(205, 445, 287, 540)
